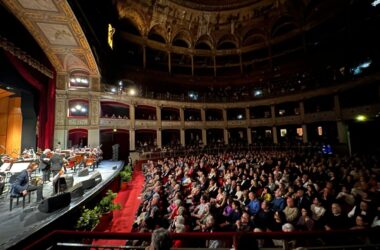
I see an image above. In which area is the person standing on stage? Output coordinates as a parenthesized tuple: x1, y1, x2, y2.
(11, 162, 44, 202)
(39, 149, 51, 183)
(50, 149, 64, 194)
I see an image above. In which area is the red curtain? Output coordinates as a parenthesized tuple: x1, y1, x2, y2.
(5, 51, 55, 149)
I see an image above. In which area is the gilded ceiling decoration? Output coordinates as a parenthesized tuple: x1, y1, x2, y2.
(2, 0, 99, 76)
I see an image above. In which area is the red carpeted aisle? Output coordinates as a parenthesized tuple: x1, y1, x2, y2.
(93, 170, 144, 247)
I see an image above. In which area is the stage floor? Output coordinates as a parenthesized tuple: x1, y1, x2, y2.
(0, 160, 124, 249)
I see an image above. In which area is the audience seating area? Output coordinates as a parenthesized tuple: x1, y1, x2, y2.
(130, 149, 380, 248)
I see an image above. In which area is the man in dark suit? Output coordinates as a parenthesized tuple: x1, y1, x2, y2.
(50, 150, 64, 194)
(11, 163, 44, 202)
(39, 149, 51, 183)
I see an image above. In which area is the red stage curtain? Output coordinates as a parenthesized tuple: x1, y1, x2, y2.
(5, 51, 55, 149)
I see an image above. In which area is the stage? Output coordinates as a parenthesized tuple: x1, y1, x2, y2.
(0, 160, 124, 249)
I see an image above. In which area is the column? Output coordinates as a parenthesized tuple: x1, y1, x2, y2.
(272, 126, 278, 144)
(302, 124, 308, 144)
(239, 53, 243, 73)
(129, 129, 136, 151)
(180, 129, 185, 146)
(156, 129, 162, 149)
(222, 109, 228, 127)
(337, 121, 348, 144)
(143, 46, 146, 69)
(213, 56, 217, 77)
(201, 108, 206, 123)
(180, 107, 185, 127)
(334, 95, 341, 119)
(191, 55, 194, 76)
(129, 105, 136, 150)
(270, 105, 276, 123)
(245, 107, 250, 126)
(299, 101, 305, 121)
(88, 128, 100, 148)
(168, 52, 171, 74)
(247, 127, 252, 145)
(202, 129, 207, 146)
(224, 129, 229, 145)
(156, 106, 162, 129)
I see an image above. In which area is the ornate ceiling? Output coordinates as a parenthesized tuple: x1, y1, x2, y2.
(1, 0, 99, 77)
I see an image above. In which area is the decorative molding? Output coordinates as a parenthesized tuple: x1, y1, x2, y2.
(99, 118, 131, 127)
(2, 0, 100, 76)
(0, 36, 54, 78)
(67, 118, 89, 126)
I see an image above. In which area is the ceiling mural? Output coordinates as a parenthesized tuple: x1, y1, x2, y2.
(2, 0, 99, 76)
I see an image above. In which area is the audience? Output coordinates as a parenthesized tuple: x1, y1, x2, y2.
(133, 149, 379, 249)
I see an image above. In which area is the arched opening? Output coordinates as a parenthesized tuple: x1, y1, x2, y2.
(100, 129, 129, 161)
(185, 129, 202, 146)
(68, 99, 89, 117)
(136, 129, 157, 151)
(162, 129, 180, 147)
(207, 129, 224, 146)
(68, 128, 88, 148)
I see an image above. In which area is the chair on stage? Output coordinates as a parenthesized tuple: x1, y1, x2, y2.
(85, 156, 96, 171)
(74, 154, 84, 170)
(8, 173, 33, 211)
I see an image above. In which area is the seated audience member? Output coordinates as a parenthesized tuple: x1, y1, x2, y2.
(296, 208, 315, 231)
(234, 212, 253, 232)
(246, 192, 260, 216)
(310, 196, 326, 228)
(254, 201, 274, 231)
(283, 197, 299, 223)
(271, 189, 285, 212)
(148, 228, 171, 250)
(348, 200, 375, 225)
(323, 203, 350, 230)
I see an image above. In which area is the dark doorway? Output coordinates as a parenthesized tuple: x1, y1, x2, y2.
(100, 129, 129, 161)
(68, 129, 88, 148)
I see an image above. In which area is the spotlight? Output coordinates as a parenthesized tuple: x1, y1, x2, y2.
(237, 114, 243, 119)
(75, 104, 82, 110)
(254, 90, 262, 97)
(113, 128, 117, 132)
(111, 88, 116, 93)
(81, 107, 87, 113)
(70, 108, 76, 112)
(119, 81, 123, 86)
(129, 88, 136, 96)
(355, 115, 367, 122)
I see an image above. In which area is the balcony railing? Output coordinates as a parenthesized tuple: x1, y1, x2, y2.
(25, 228, 380, 250)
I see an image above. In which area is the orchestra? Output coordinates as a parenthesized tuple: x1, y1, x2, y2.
(0, 145, 103, 197)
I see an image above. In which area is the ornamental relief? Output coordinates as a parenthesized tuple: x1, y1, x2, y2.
(135, 120, 157, 128)
(304, 111, 336, 123)
(55, 99, 66, 126)
(276, 115, 302, 125)
(99, 118, 131, 127)
(68, 118, 88, 126)
(249, 118, 272, 127)
(90, 100, 99, 125)
(184, 121, 203, 128)
(227, 120, 247, 127)
(161, 121, 181, 127)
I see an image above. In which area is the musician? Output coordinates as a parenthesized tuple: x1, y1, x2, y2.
(50, 149, 64, 194)
(11, 163, 44, 202)
(39, 149, 51, 183)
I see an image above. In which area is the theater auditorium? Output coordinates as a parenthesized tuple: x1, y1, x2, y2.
(0, 0, 380, 249)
